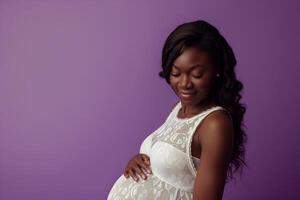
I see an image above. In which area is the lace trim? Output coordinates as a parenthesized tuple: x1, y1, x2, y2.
(174, 101, 223, 122)
(151, 168, 194, 192)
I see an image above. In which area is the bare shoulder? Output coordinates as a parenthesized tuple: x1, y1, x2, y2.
(197, 109, 234, 153)
(201, 109, 233, 134)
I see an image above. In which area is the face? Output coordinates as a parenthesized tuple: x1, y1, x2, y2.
(169, 47, 218, 106)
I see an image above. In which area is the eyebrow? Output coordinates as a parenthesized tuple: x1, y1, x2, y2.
(173, 64, 205, 70)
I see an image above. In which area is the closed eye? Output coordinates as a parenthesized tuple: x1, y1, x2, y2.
(193, 74, 203, 78)
(171, 73, 203, 78)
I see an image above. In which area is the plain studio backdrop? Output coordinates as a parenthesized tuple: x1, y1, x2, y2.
(0, 0, 299, 199)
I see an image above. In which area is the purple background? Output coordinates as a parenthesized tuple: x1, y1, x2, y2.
(0, 0, 299, 199)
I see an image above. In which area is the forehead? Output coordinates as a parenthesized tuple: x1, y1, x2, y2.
(173, 47, 212, 69)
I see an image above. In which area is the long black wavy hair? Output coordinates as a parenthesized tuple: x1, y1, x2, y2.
(158, 20, 247, 182)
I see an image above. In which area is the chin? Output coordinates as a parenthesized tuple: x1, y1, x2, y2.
(179, 97, 195, 104)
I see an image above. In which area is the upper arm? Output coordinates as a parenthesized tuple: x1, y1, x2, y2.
(192, 110, 234, 200)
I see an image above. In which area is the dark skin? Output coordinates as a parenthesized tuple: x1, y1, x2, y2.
(170, 46, 221, 160)
(124, 47, 233, 200)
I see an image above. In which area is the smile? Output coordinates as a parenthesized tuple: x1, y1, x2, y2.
(179, 92, 194, 98)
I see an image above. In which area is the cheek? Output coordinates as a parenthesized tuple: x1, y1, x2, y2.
(170, 75, 214, 92)
(195, 77, 215, 95)
(169, 79, 177, 92)
(196, 77, 213, 90)
(169, 78, 175, 86)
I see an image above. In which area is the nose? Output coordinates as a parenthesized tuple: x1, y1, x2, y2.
(178, 74, 192, 88)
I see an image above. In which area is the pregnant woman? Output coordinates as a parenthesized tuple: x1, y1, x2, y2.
(107, 20, 247, 200)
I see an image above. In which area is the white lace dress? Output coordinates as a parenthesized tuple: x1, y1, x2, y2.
(107, 101, 227, 200)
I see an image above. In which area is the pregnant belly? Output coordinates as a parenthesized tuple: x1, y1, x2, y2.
(107, 173, 155, 199)
(107, 173, 193, 200)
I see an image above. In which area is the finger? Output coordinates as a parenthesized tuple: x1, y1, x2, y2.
(123, 171, 129, 178)
(138, 160, 152, 174)
(140, 167, 151, 179)
(134, 165, 147, 180)
(128, 169, 139, 182)
(141, 154, 150, 165)
(140, 154, 149, 160)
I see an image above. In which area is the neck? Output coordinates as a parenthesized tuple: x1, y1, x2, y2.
(180, 97, 217, 116)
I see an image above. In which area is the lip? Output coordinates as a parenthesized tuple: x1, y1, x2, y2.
(179, 91, 194, 95)
(179, 91, 194, 98)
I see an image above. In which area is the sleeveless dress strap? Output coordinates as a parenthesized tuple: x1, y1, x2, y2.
(185, 106, 230, 177)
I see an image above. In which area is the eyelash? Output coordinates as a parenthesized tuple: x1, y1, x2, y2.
(171, 73, 203, 78)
